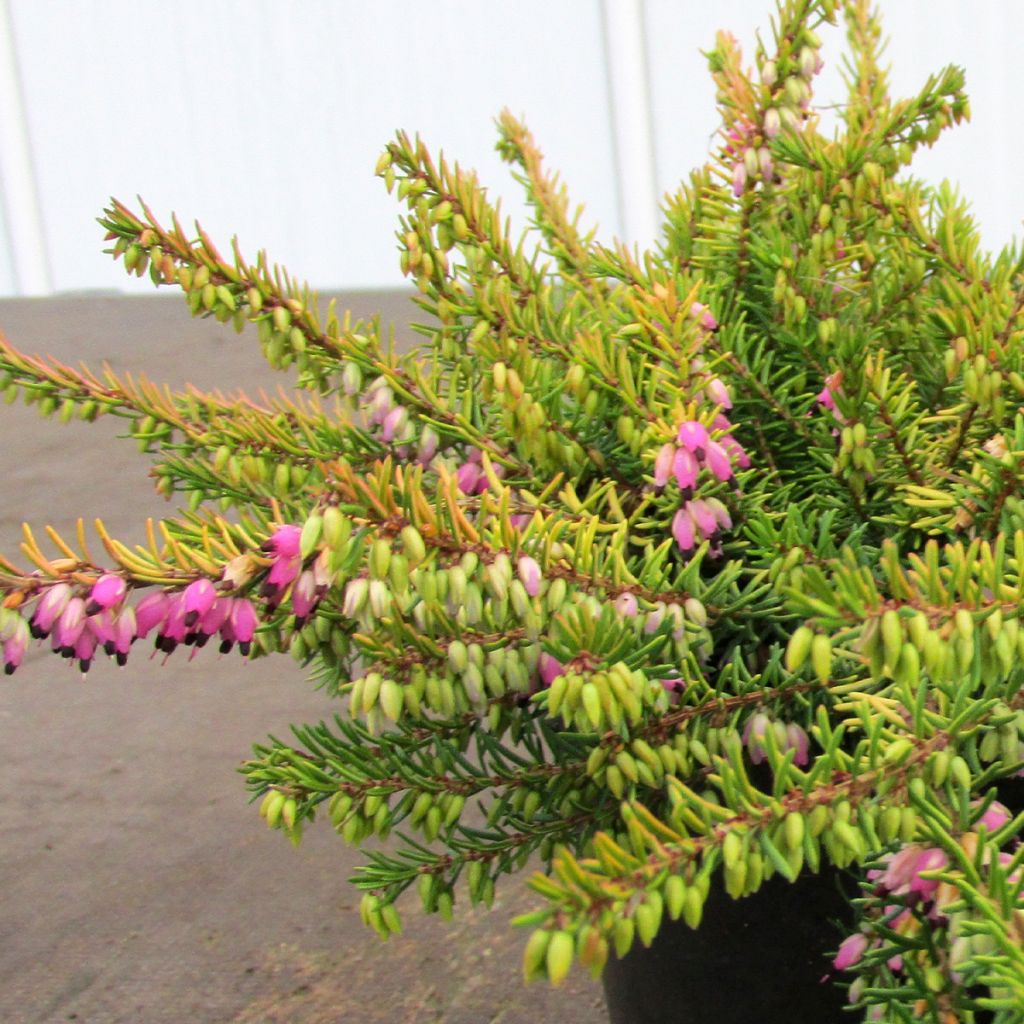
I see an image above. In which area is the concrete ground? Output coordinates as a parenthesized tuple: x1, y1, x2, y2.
(0, 293, 604, 1024)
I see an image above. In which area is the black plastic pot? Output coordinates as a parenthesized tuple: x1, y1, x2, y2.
(602, 869, 852, 1024)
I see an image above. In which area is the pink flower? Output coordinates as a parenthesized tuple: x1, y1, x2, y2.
(677, 421, 709, 454)
(833, 932, 869, 971)
(380, 405, 408, 443)
(456, 461, 483, 495)
(704, 497, 733, 531)
(653, 443, 675, 488)
(816, 386, 837, 414)
(732, 161, 748, 196)
(706, 377, 732, 410)
(183, 579, 217, 627)
(2, 616, 28, 675)
(30, 582, 72, 638)
(785, 722, 810, 766)
(155, 595, 188, 653)
(417, 424, 439, 465)
(538, 653, 564, 687)
(53, 597, 86, 656)
(133, 592, 170, 638)
(86, 573, 126, 615)
(614, 592, 639, 618)
(973, 799, 1011, 833)
(672, 508, 696, 552)
(265, 524, 301, 560)
(227, 598, 258, 655)
(687, 499, 718, 540)
(291, 570, 319, 625)
(689, 302, 718, 331)
(517, 556, 542, 598)
(703, 440, 733, 481)
(109, 607, 135, 665)
(743, 711, 772, 765)
(197, 598, 231, 639)
(73, 629, 97, 673)
(720, 434, 751, 469)
(672, 446, 699, 490)
(877, 845, 948, 897)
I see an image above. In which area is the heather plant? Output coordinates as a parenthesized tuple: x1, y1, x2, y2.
(3, 0, 1024, 1019)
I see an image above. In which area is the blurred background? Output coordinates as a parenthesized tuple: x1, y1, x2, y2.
(0, 0, 1020, 298)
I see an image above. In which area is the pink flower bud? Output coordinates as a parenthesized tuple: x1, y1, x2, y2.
(645, 603, 666, 633)
(87, 610, 116, 645)
(704, 497, 733, 531)
(687, 499, 719, 540)
(74, 629, 97, 673)
(111, 607, 136, 665)
(31, 582, 72, 638)
(134, 592, 170, 638)
(156, 595, 188, 653)
(517, 556, 542, 598)
(53, 597, 86, 654)
(3, 617, 27, 674)
(785, 722, 810, 765)
(672, 508, 696, 552)
(87, 573, 126, 615)
(706, 377, 732, 410)
(291, 570, 319, 624)
(743, 711, 772, 764)
(198, 598, 231, 637)
(677, 420, 709, 454)
(713, 413, 732, 432)
(380, 405, 408, 443)
(720, 434, 751, 469)
(732, 161, 748, 196)
(757, 147, 774, 180)
(672, 447, 699, 490)
(456, 461, 483, 495)
(228, 599, 258, 655)
(763, 107, 781, 138)
(704, 440, 734, 481)
(614, 592, 639, 617)
(538, 652, 564, 687)
(973, 799, 1011, 833)
(417, 424, 439, 465)
(653, 443, 675, 488)
(183, 578, 217, 627)
(266, 524, 301, 560)
(833, 932, 868, 971)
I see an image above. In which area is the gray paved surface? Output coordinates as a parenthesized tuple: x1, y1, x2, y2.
(0, 293, 603, 1024)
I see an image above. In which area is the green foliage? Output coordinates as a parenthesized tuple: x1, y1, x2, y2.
(2, 1, 1023, 1018)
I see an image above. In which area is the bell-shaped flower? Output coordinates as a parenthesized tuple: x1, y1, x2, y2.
(705, 377, 732, 410)
(31, 582, 72, 638)
(86, 573, 126, 615)
(538, 652, 564, 687)
(134, 592, 170, 639)
(677, 420, 709, 455)
(704, 440, 734, 481)
(183, 578, 217, 627)
(3, 615, 28, 674)
(614, 592, 639, 618)
(53, 597, 87, 656)
(653, 443, 674, 488)
(672, 508, 696, 552)
(833, 932, 869, 971)
(672, 447, 699, 490)
(517, 555, 542, 598)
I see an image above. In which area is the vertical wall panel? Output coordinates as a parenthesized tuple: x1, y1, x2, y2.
(8, 0, 617, 295)
(3, 2, 1023, 296)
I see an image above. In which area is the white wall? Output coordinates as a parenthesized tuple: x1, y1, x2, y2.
(0, 0, 1021, 297)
